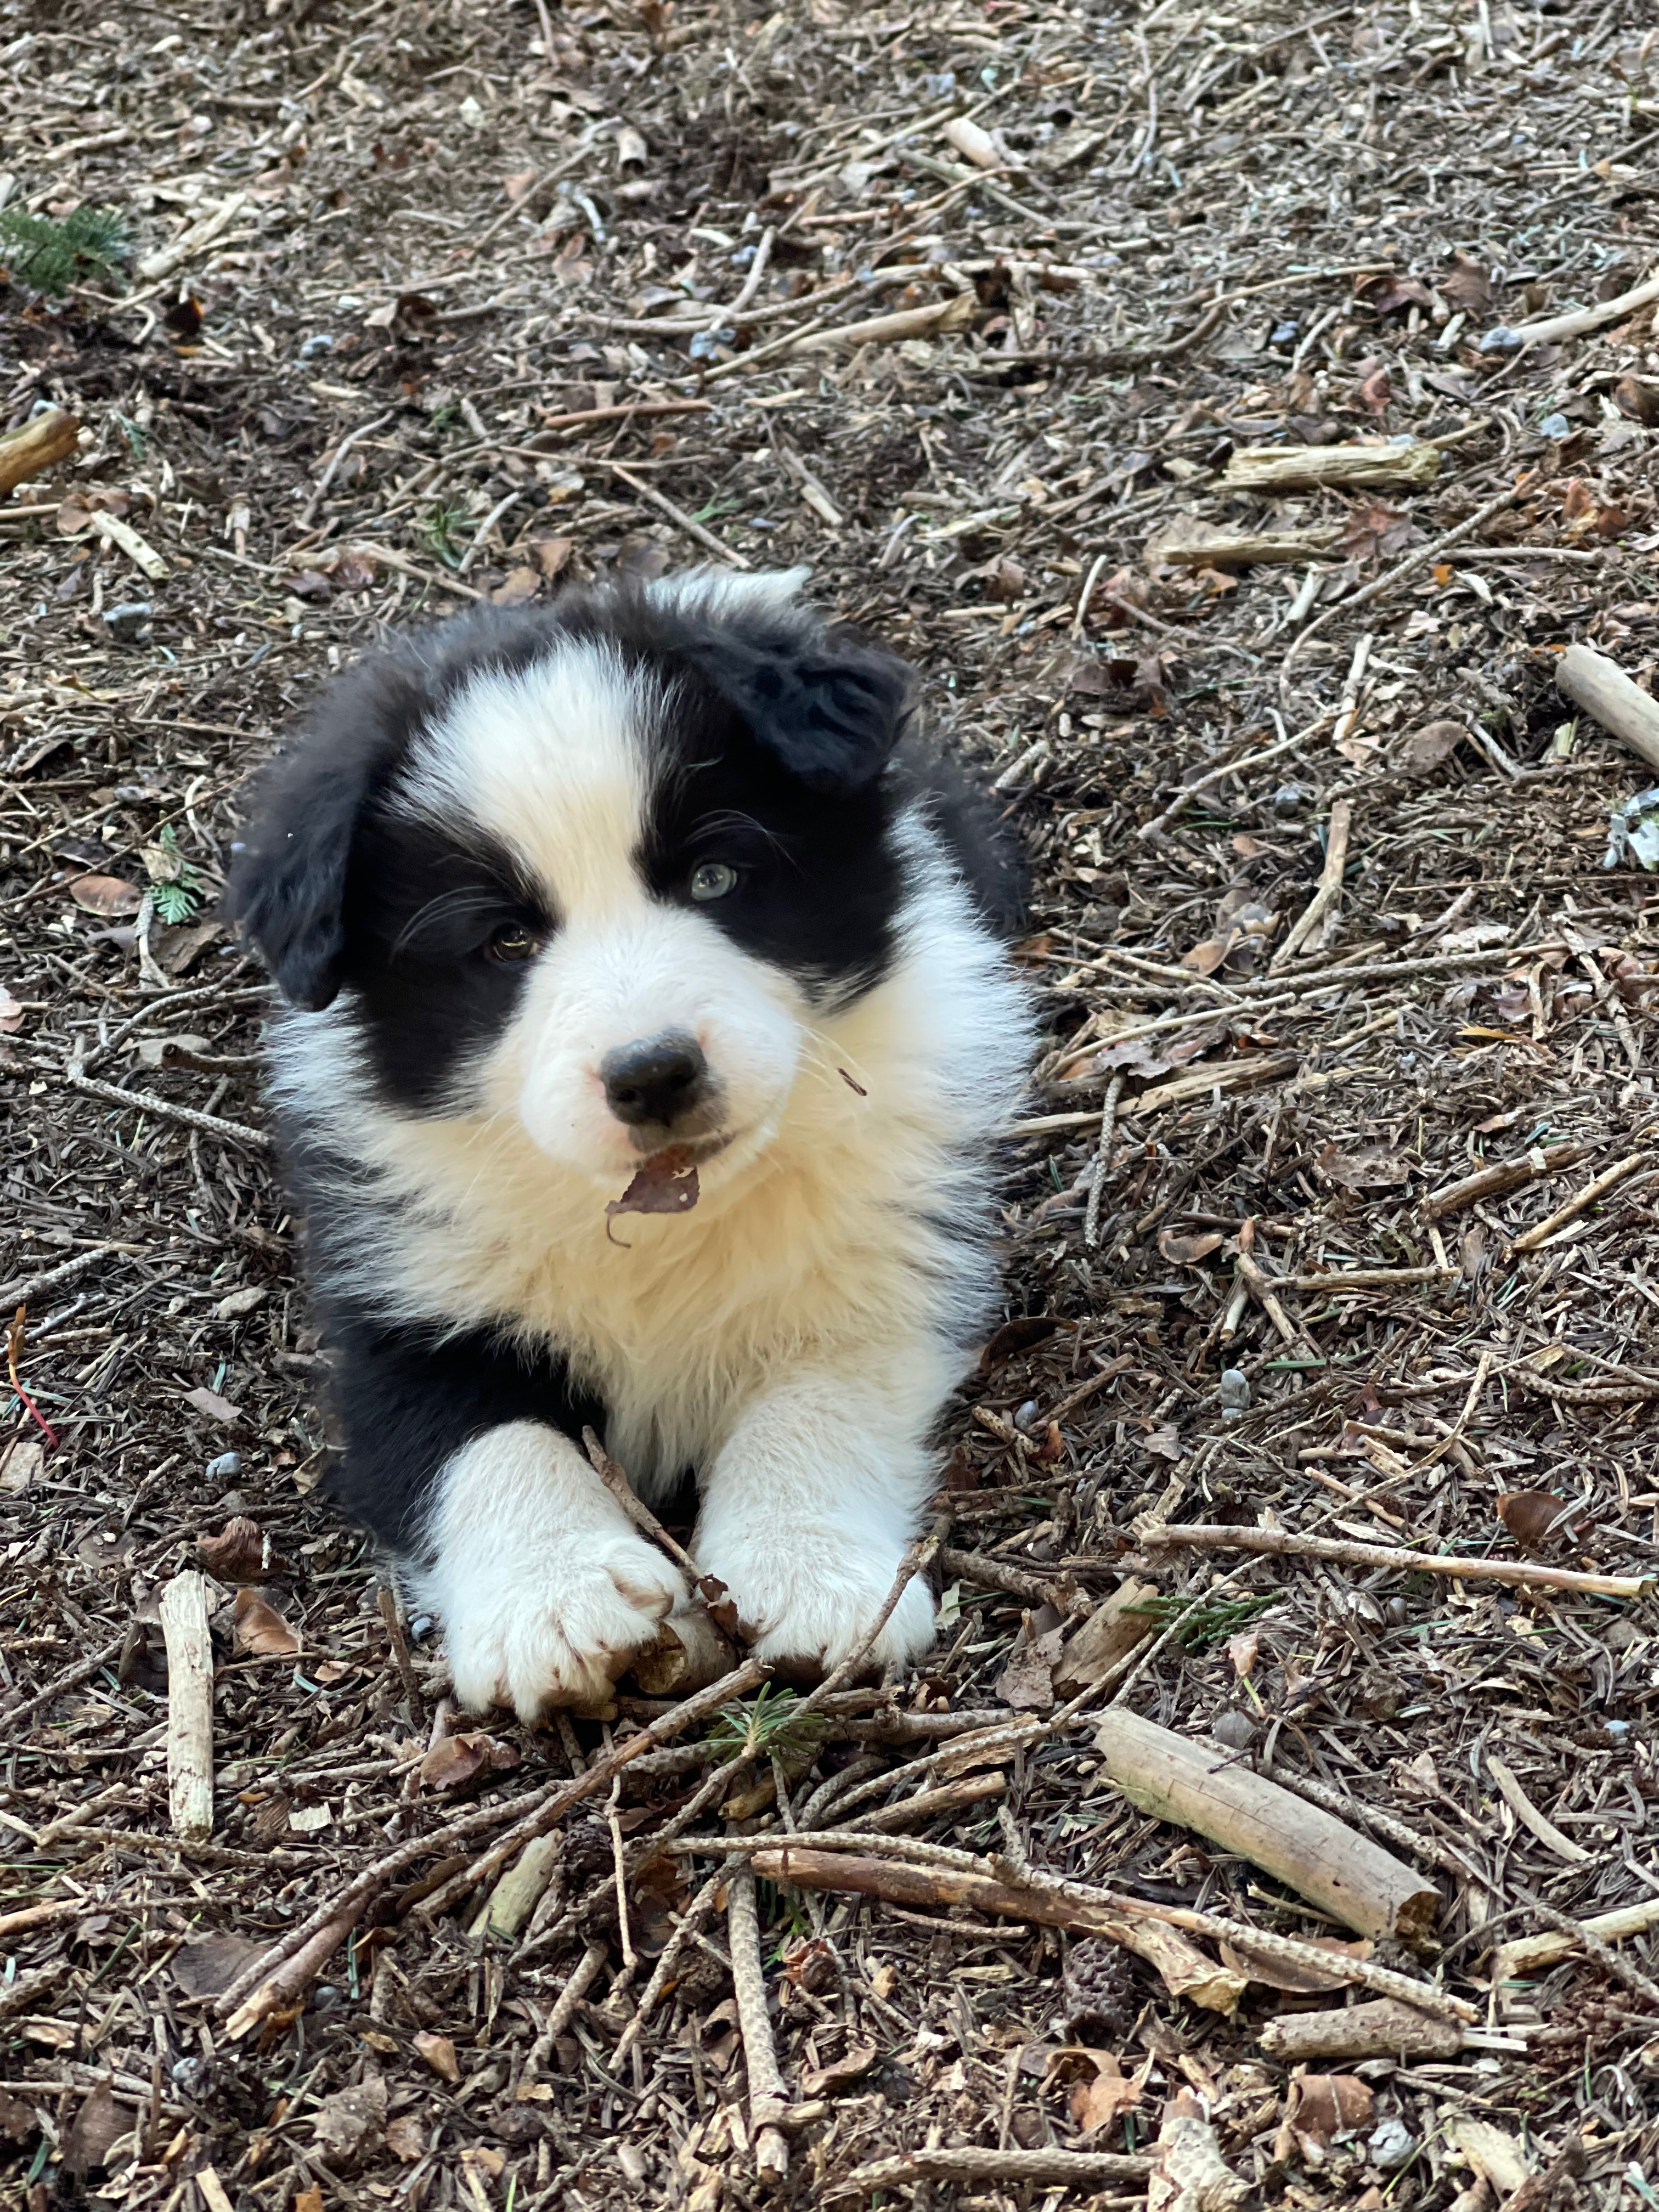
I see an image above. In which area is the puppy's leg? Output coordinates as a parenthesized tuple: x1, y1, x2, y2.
(695, 1372, 938, 1674)
(323, 1318, 682, 1720)
(411, 1421, 685, 1719)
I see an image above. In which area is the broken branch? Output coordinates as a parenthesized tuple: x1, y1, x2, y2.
(1136, 1522, 1649, 1599)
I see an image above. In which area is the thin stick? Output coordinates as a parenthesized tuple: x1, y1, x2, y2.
(523, 1940, 608, 2079)
(794, 1511, 951, 1719)
(1083, 1072, 1125, 1249)
(728, 1870, 789, 2183)
(582, 1427, 702, 1582)
(531, 399, 712, 435)
(211, 1656, 765, 2020)
(158, 1572, 214, 1841)
(832, 2147, 1151, 2196)
(3, 1064, 270, 1150)
(1272, 797, 1353, 970)
(1510, 1150, 1647, 1252)
(611, 1869, 729, 2071)
(1282, 473, 1536, 702)
(297, 410, 397, 531)
(605, 462, 752, 569)
(1137, 1522, 1648, 1599)
(683, 1832, 1476, 2022)
(224, 1909, 358, 2040)
(1136, 717, 1328, 844)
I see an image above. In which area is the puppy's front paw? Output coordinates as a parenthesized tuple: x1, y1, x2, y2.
(702, 1532, 936, 1678)
(442, 1527, 684, 1720)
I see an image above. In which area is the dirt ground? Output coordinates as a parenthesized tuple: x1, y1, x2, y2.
(4, 0, 1659, 2205)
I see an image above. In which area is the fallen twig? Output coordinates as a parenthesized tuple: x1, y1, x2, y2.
(211, 1656, 766, 2021)
(606, 461, 751, 568)
(1, 1063, 270, 1150)
(1510, 1150, 1646, 1252)
(729, 1869, 791, 2183)
(1423, 1142, 1592, 1220)
(1136, 1523, 1649, 1599)
(159, 1572, 215, 1841)
(830, 2145, 1152, 2197)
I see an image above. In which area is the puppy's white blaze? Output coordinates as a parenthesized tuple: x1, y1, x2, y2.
(409, 1419, 685, 1719)
(393, 645, 654, 924)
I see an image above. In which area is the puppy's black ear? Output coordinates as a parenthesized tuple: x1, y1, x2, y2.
(692, 631, 913, 793)
(227, 662, 414, 1011)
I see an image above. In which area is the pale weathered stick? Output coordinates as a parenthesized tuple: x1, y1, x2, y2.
(467, 1832, 561, 1940)
(523, 1940, 608, 2079)
(0, 409, 80, 497)
(1093, 1711, 1437, 1940)
(1151, 525, 1341, 567)
(1274, 798, 1353, 970)
(1556, 643, 1659, 775)
(134, 191, 250, 283)
(1223, 442, 1440, 492)
(786, 291, 976, 353)
(1258, 1997, 1463, 2062)
(1137, 1522, 1649, 1600)
(1492, 1895, 1659, 1986)
(728, 1871, 789, 2184)
(1511, 1151, 1648, 1252)
(1488, 266, 1659, 351)
(159, 1572, 215, 1841)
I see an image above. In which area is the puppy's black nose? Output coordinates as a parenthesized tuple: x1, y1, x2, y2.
(601, 1032, 708, 1128)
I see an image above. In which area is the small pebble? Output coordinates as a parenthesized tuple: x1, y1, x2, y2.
(1538, 411, 1571, 439)
(1270, 319, 1298, 345)
(1013, 1398, 1040, 1432)
(206, 1452, 241, 1481)
(298, 332, 334, 359)
(1368, 2116, 1415, 2171)
(1211, 1707, 1257, 1751)
(103, 602, 152, 641)
(1270, 782, 1308, 815)
(1218, 1368, 1251, 1416)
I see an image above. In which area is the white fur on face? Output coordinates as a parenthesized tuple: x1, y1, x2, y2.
(391, 644, 807, 1186)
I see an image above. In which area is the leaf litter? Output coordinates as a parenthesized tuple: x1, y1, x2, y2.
(1, 0, 1658, 2205)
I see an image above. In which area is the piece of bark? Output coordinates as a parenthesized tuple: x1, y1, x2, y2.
(786, 292, 976, 354)
(628, 1606, 737, 1696)
(749, 1846, 1245, 2013)
(159, 1571, 215, 1841)
(1149, 524, 1341, 568)
(0, 409, 80, 497)
(1423, 1141, 1592, 1219)
(1492, 1894, 1659, 1985)
(467, 1831, 561, 1940)
(1053, 1578, 1160, 1694)
(1258, 1997, 1464, 2062)
(1222, 442, 1440, 492)
(1556, 644, 1659, 775)
(1093, 1711, 1437, 1940)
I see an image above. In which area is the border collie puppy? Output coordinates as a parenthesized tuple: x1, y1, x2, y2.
(230, 569, 1032, 1719)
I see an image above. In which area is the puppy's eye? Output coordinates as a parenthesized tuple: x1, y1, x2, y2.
(690, 861, 738, 902)
(486, 922, 543, 964)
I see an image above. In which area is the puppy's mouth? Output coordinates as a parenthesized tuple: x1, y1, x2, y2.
(630, 1129, 736, 1167)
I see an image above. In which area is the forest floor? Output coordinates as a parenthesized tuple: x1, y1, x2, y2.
(3, 0, 1659, 2207)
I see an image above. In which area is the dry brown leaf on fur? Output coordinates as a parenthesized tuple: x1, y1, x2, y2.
(232, 1588, 300, 1658)
(607, 1144, 700, 1221)
(1497, 1490, 1571, 1554)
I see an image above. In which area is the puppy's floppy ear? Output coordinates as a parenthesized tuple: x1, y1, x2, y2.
(226, 661, 415, 1011)
(690, 628, 913, 794)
